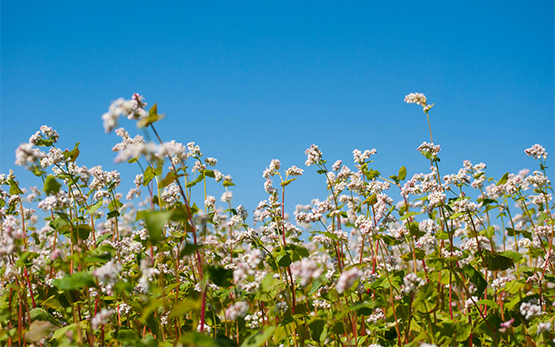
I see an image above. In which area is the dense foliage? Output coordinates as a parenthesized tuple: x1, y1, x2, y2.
(1, 93, 554, 346)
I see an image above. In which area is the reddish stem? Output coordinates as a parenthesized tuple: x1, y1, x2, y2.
(23, 267, 36, 309)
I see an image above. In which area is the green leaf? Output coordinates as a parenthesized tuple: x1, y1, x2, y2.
(506, 227, 532, 239)
(169, 299, 201, 319)
(363, 194, 378, 205)
(143, 166, 162, 186)
(169, 204, 192, 222)
(159, 171, 177, 188)
(108, 199, 123, 211)
(144, 210, 172, 243)
(145, 312, 161, 339)
(15, 251, 38, 268)
(87, 199, 103, 215)
(215, 335, 239, 347)
(149, 103, 158, 116)
(180, 243, 203, 257)
(52, 272, 95, 291)
(463, 265, 487, 298)
(84, 252, 112, 264)
(43, 175, 61, 195)
(75, 224, 91, 240)
(400, 248, 426, 261)
(63, 142, 80, 162)
(350, 301, 376, 315)
(35, 138, 54, 147)
(107, 210, 120, 219)
(187, 173, 205, 188)
(180, 332, 219, 347)
(398, 166, 407, 181)
(281, 177, 299, 187)
(308, 276, 326, 295)
(207, 266, 233, 287)
(25, 321, 58, 343)
(223, 180, 236, 187)
(399, 211, 422, 221)
(407, 221, 425, 237)
(240, 326, 276, 347)
(8, 179, 24, 195)
(420, 150, 434, 160)
(291, 244, 310, 258)
(476, 299, 498, 309)
(276, 251, 292, 268)
(498, 250, 523, 263)
(51, 321, 86, 341)
(454, 320, 472, 342)
(497, 172, 510, 186)
(309, 319, 326, 342)
(32, 166, 47, 177)
(41, 296, 62, 311)
(484, 226, 495, 238)
(364, 168, 380, 180)
(115, 328, 138, 343)
(30, 307, 55, 323)
(137, 104, 164, 128)
(483, 250, 514, 271)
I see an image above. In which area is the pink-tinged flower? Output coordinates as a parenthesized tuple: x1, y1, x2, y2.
(336, 267, 361, 294)
(51, 249, 62, 260)
(91, 309, 113, 330)
(524, 144, 547, 160)
(305, 145, 323, 166)
(537, 322, 552, 335)
(290, 258, 323, 287)
(404, 92, 427, 107)
(499, 318, 514, 333)
(285, 165, 303, 177)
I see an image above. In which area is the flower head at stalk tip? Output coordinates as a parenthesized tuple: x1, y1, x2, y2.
(404, 92, 434, 112)
(524, 144, 548, 160)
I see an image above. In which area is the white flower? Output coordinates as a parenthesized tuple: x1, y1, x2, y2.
(520, 299, 541, 320)
(524, 144, 547, 160)
(221, 191, 232, 203)
(305, 145, 322, 166)
(102, 95, 147, 133)
(205, 157, 217, 166)
(285, 165, 303, 176)
(91, 309, 113, 330)
(336, 267, 361, 294)
(290, 258, 323, 287)
(537, 322, 552, 335)
(93, 260, 121, 284)
(417, 142, 441, 156)
(15, 143, 45, 167)
(225, 302, 249, 321)
(404, 92, 427, 107)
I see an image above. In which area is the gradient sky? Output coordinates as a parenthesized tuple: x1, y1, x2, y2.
(2, 1, 554, 216)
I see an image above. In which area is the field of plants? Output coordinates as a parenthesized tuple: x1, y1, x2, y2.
(0, 93, 553, 346)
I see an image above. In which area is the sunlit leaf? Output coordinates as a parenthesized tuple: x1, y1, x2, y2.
(144, 210, 172, 243)
(43, 175, 61, 195)
(240, 326, 276, 347)
(52, 272, 95, 290)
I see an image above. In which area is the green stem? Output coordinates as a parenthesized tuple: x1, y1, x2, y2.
(425, 111, 433, 143)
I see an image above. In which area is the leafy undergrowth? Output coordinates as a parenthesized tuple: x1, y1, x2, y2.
(1, 93, 554, 347)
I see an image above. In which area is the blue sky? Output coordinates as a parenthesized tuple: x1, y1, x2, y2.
(2, 1, 554, 216)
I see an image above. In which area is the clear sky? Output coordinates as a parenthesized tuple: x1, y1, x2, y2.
(2, 1, 554, 216)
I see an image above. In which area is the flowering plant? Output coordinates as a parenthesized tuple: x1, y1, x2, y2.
(0, 93, 553, 346)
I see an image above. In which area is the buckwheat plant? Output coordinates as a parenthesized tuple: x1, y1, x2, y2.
(0, 93, 553, 347)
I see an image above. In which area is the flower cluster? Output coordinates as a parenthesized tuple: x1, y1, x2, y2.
(0, 94, 553, 347)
